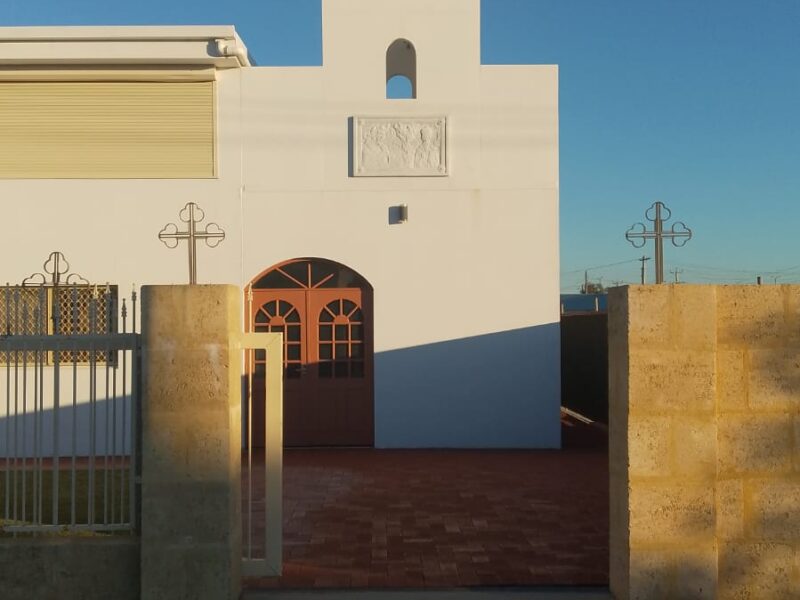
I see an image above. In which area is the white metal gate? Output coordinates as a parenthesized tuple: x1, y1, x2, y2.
(240, 331, 283, 577)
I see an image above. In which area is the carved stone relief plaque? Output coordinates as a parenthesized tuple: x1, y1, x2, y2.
(352, 117, 448, 177)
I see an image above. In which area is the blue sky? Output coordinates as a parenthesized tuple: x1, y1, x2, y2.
(4, 0, 799, 290)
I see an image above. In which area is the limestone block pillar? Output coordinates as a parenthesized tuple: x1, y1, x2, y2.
(610, 284, 800, 599)
(139, 285, 241, 600)
(609, 285, 719, 599)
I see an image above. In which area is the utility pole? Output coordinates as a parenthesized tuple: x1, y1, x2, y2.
(584, 270, 589, 294)
(639, 256, 651, 285)
(670, 268, 683, 283)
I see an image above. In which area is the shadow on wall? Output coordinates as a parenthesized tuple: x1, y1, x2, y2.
(0, 395, 132, 458)
(374, 323, 561, 449)
(1, 325, 563, 455)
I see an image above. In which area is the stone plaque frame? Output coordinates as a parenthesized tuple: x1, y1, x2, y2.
(352, 116, 448, 177)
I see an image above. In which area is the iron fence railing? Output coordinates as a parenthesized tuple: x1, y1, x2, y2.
(0, 285, 139, 535)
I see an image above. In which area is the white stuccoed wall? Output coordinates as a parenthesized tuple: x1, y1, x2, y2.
(238, 0, 560, 447)
(0, 0, 560, 450)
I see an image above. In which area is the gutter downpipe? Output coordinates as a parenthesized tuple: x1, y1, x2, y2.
(215, 39, 248, 67)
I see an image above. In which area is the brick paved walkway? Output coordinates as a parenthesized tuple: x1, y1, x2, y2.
(244, 425, 608, 590)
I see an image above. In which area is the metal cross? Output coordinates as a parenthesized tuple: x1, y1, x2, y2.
(625, 201, 692, 284)
(21, 251, 89, 286)
(158, 202, 225, 284)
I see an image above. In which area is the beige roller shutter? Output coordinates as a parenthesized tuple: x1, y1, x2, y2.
(0, 81, 215, 178)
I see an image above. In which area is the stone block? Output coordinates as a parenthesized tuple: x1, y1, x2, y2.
(609, 521, 630, 600)
(0, 538, 139, 600)
(629, 349, 716, 413)
(630, 484, 715, 545)
(629, 548, 674, 599)
(673, 418, 716, 479)
(672, 285, 717, 351)
(716, 479, 744, 541)
(675, 542, 717, 600)
(718, 542, 795, 600)
(144, 347, 233, 412)
(142, 411, 232, 484)
(795, 415, 800, 472)
(749, 480, 800, 541)
(142, 481, 237, 544)
(748, 348, 800, 411)
(141, 285, 239, 350)
(716, 349, 747, 412)
(718, 414, 793, 476)
(629, 415, 672, 477)
(141, 542, 238, 600)
(716, 285, 786, 346)
(784, 286, 800, 345)
(627, 285, 671, 348)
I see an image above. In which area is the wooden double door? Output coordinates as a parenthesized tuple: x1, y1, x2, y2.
(248, 259, 373, 447)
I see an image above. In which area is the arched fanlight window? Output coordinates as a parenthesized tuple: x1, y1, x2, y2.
(386, 39, 416, 99)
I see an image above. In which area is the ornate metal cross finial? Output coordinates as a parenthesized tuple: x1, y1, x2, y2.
(625, 201, 692, 284)
(21, 251, 89, 286)
(158, 202, 225, 285)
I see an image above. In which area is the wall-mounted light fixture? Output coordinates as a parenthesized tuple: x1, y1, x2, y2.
(398, 204, 408, 223)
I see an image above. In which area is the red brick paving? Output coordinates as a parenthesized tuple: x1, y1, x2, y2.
(243, 425, 608, 590)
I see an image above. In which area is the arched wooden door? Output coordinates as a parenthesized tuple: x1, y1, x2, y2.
(247, 258, 374, 447)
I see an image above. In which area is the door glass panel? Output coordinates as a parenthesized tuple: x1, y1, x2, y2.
(350, 309, 363, 322)
(287, 344, 301, 360)
(334, 361, 349, 378)
(287, 325, 300, 341)
(319, 309, 334, 323)
(253, 269, 301, 289)
(318, 267, 360, 288)
(335, 325, 348, 341)
(351, 324, 363, 340)
(255, 311, 268, 323)
(285, 310, 300, 323)
(342, 300, 357, 316)
(335, 343, 348, 359)
(286, 364, 302, 379)
(319, 325, 332, 341)
(319, 362, 333, 378)
(310, 261, 337, 288)
(319, 344, 332, 360)
(351, 343, 363, 358)
(281, 262, 310, 287)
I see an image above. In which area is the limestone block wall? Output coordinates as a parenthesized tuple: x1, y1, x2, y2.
(609, 285, 800, 599)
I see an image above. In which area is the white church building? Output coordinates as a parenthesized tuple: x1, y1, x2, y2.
(0, 0, 560, 449)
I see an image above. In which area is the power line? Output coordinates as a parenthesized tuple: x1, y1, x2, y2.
(560, 258, 639, 275)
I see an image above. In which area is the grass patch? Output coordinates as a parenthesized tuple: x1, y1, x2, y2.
(0, 466, 131, 536)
